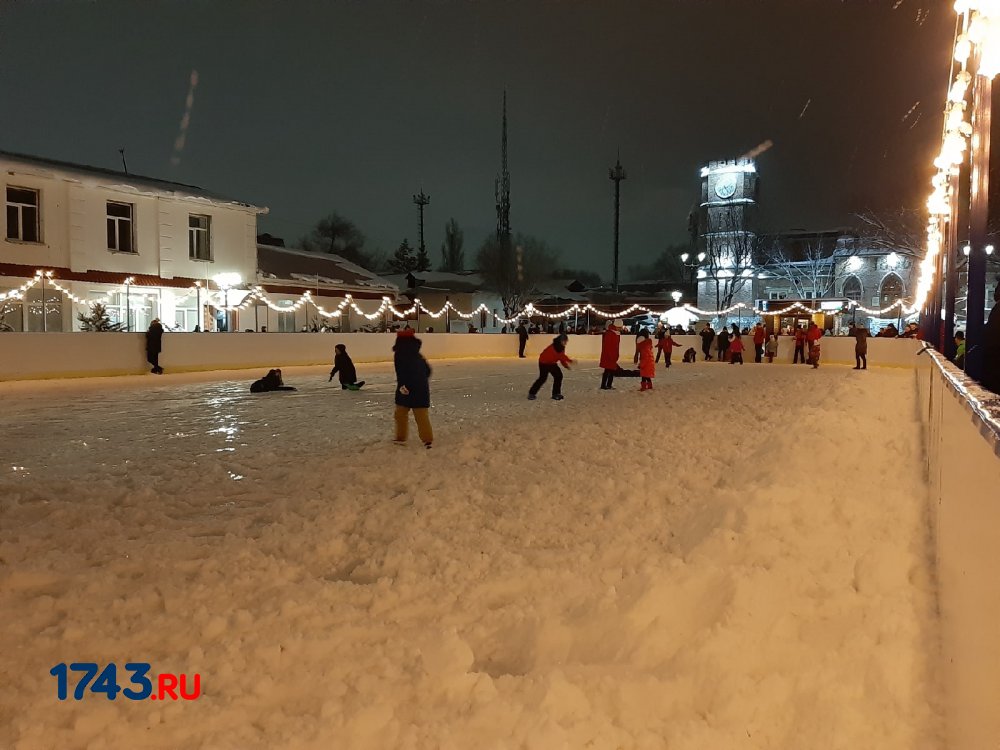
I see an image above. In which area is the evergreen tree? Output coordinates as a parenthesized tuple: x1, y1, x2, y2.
(439, 218, 465, 273)
(388, 238, 418, 273)
(78, 302, 125, 332)
(415, 245, 431, 272)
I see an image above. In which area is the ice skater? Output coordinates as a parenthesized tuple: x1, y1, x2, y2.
(636, 330, 655, 390)
(765, 334, 778, 363)
(716, 327, 730, 362)
(656, 329, 682, 368)
(729, 332, 745, 364)
(599, 318, 623, 390)
(852, 325, 869, 370)
(250, 369, 297, 393)
(329, 344, 366, 390)
(700, 324, 715, 361)
(793, 325, 807, 364)
(393, 328, 433, 448)
(515, 320, 529, 358)
(146, 318, 164, 374)
(807, 321, 823, 368)
(528, 333, 574, 401)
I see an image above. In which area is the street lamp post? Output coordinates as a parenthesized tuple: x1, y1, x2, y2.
(213, 273, 242, 333)
(123, 276, 135, 332)
(609, 158, 626, 294)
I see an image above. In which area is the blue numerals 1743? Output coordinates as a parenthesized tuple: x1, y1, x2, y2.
(49, 663, 201, 701)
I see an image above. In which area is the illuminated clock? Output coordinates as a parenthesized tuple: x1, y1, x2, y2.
(715, 174, 738, 199)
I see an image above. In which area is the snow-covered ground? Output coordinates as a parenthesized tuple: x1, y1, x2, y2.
(0, 358, 941, 749)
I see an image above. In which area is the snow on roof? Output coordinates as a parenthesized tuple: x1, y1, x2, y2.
(383, 271, 486, 293)
(257, 244, 398, 292)
(0, 149, 268, 213)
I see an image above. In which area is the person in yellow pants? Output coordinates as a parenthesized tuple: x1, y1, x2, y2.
(392, 328, 433, 448)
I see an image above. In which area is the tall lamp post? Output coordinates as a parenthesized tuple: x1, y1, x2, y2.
(609, 158, 626, 294)
(213, 273, 241, 332)
(680, 252, 705, 286)
(413, 191, 430, 260)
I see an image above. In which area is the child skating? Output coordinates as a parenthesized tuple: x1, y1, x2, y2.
(529, 334, 574, 400)
(656, 329, 682, 368)
(636, 330, 655, 390)
(765, 334, 778, 363)
(393, 329, 433, 448)
(729, 333, 745, 364)
(329, 344, 366, 390)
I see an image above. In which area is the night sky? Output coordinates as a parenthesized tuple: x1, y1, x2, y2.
(0, 0, 953, 277)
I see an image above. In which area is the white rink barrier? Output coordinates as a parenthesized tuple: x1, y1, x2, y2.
(917, 351, 1000, 750)
(0, 332, 927, 381)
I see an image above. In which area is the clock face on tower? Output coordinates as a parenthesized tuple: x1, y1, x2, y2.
(715, 174, 738, 200)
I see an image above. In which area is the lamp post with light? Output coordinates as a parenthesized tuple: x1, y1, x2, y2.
(213, 273, 242, 332)
(123, 276, 135, 332)
(680, 252, 705, 286)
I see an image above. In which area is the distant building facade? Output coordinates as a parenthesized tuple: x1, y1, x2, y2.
(693, 157, 917, 330)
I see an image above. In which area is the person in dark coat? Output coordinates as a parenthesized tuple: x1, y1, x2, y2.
(699, 325, 715, 361)
(515, 321, 529, 358)
(716, 327, 730, 362)
(146, 319, 164, 374)
(981, 281, 1000, 394)
(852, 325, 870, 370)
(393, 328, 433, 447)
(250, 369, 297, 393)
(329, 344, 365, 390)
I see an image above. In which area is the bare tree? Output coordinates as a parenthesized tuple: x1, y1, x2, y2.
(760, 237, 837, 298)
(476, 233, 559, 318)
(439, 218, 465, 273)
(854, 208, 923, 259)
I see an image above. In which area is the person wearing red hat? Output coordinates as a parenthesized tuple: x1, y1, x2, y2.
(599, 319, 623, 390)
(528, 334, 574, 400)
(393, 328, 433, 448)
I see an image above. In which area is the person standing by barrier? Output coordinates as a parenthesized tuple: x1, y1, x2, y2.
(146, 319, 164, 374)
(599, 319, 622, 390)
(729, 333, 745, 364)
(752, 323, 766, 363)
(393, 328, 433, 448)
(806, 322, 823, 369)
(700, 325, 715, 361)
(981, 282, 1000, 394)
(716, 327, 730, 362)
(765, 334, 778, 363)
(528, 334, 574, 401)
(515, 321, 529, 358)
(852, 325, 869, 370)
(793, 325, 807, 364)
(954, 331, 966, 369)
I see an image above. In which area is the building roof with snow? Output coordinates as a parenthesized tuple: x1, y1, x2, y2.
(257, 244, 398, 298)
(0, 149, 267, 213)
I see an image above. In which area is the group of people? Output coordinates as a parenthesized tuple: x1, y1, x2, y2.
(697, 322, 825, 368)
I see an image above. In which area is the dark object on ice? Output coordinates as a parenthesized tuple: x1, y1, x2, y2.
(329, 344, 364, 389)
(682, 347, 697, 363)
(612, 365, 640, 377)
(250, 369, 297, 393)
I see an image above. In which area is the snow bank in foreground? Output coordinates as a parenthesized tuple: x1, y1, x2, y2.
(0, 360, 940, 749)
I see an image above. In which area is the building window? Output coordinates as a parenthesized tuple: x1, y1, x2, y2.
(879, 273, 904, 308)
(189, 214, 211, 260)
(107, 202, 135, 253)
(6, 186, 40, 242)
(843, 276, 863, 302)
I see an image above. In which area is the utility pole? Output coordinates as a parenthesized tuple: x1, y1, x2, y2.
(413, 190, 430, 257)
(495, 90, 511, 246)
(609, 155, 627, 294)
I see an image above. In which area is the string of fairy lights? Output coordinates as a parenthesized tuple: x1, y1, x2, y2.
(915, 2, 1000, 316)
(2, 268, 914, 328)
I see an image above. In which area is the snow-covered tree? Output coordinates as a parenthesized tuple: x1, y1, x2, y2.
(77, 302, 124, 332)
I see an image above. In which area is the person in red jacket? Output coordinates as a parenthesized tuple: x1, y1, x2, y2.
(656, 329, 682, 368)
(636, 330, 656, 390)
(599, 318, 623, 390)
(806, 321, 824, 368)
(729, 332, 745, 364)
(793, 325, 807, 364)
(528, 334, 574, 401)
(752, 323, 766, 363)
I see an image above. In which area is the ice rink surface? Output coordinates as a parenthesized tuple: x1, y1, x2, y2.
(0, 357, 941, 749)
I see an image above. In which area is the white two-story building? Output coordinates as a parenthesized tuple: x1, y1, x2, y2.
(0, 150, 267, 332)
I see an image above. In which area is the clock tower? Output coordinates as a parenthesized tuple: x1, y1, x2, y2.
(698, 157, 759, 258)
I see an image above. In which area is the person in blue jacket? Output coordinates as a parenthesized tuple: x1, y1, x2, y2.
(393, 328, 433, 448)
